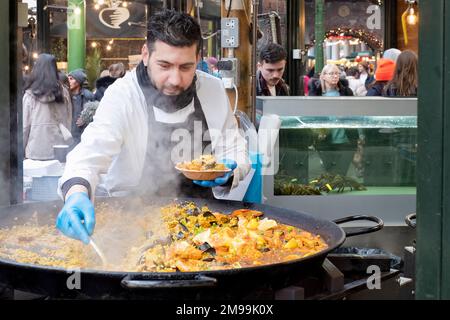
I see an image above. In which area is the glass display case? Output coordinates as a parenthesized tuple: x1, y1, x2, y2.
(257, 96, 417, 224)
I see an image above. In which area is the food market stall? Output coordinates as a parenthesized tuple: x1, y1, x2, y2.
(257, 96, 417, 226)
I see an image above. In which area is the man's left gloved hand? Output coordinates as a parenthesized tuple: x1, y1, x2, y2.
(193, 159, 236, 188)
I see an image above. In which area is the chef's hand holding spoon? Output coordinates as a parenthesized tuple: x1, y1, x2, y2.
(56, 191, 95, 245)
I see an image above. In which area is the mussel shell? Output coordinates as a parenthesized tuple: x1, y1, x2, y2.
(198, 242, 216, 256)
(202, 211, 215, 219)
(179, 221, 189, 232)
(186, 207, 201, 216)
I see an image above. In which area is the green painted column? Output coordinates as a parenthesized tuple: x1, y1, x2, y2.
(416, 0, 450, 300)
(67, 0, 86, 72)
(314, 0, 325, 74)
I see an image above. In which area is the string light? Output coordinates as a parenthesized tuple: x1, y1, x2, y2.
(106, 45, 112, 51)
(94, 3, 100, 10)
(325, 28, 383, 51)
(32, 52, 39, 59)
(74, 7, 82, 15)
(91, 42, 98, 48)
(122, 1, 128, 7)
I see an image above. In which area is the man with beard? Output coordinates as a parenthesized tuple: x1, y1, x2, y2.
(256, 43, 289, 96)
(56, 10, 251, 244)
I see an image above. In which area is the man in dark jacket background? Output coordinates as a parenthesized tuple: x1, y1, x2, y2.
(68, 69, 95, 147)
(256, 43, 290, 96)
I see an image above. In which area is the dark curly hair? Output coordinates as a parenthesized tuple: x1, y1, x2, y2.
(147, 9, 202, 54)
(259, 43, 287, 64)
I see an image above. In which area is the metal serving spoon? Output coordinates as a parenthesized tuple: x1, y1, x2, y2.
(89, 238, 108, 266)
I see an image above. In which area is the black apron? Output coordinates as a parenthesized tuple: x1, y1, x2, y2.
(134, 62, 213, 199)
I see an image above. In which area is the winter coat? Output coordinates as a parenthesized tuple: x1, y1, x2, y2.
(366, 81, 388, 96)
(308, 78, 354, 96)
(347, 77, 367, 96)
(94, 76, 118, 101)
(382, 85, 417, 97)
(256, 70, 290, 96)
(58, 70, 251, 201)
(23, 88, 72, 160)
(71, 88, 95, 144)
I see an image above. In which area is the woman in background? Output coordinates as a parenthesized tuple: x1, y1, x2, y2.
(309, 64, 357, 176)
(366, 58, 396, 96)
(358, 61, 375, 89)
(23, 54, 72, 160)
(383, 50, 418, 97)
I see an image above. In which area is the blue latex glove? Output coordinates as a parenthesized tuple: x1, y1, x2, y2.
(56, 192, 95, 245)
(193, 159, 237, 188)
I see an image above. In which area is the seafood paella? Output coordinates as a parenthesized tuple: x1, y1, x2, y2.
(0, 201, 328, 272)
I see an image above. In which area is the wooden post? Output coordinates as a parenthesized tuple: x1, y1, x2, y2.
(221, 0, 252, 115)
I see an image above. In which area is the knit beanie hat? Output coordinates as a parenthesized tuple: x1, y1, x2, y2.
(68, 69, 87, 85)
(375, 59, 395, 81)
(383, 48, 402, 63)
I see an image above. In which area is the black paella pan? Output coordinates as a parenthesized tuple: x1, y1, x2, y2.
(0, 197, 383, 299)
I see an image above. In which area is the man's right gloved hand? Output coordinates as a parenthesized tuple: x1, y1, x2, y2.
(56, 192, 95, 245)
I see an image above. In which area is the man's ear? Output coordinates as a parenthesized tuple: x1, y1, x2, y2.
(257, 61, 262, 70)
(141, 44, 149, 67)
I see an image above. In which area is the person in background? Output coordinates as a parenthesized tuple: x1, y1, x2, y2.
(357, 61, 375, 89)
(309, 64, 357, 176)
(383, 48, 402, 63)
(94, 63, 126, 101)
(23, 54, 72, 160)
(308, 64, 353, 97)
(383, 50, 418, 97)
(109, 62, 126, 78)
(196, 59, 209, 73)
(366, 59, 396, 96)
(206, 57, 221, 78)
(346, 67, 366, 96)
(256, 43, 289, 96)
(68, 69, 95, 147)
(302, 66, 315, 96)
(58, 71, 70, 91)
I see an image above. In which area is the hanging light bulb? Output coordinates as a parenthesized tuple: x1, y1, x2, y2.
(94, 3, 100, 10)
(406, 6, 418, 25)
(74, 7, 82, 15)
(91, 42, 98, 48)
(122, 1, 128, 8)
(106, 45, 112, 51)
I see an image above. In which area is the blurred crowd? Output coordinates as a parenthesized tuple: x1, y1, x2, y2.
(22, 54, 126, 161)
(22, 47, 418, 163)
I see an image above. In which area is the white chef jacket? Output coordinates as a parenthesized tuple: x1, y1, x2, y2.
(58, 69, 251, 201)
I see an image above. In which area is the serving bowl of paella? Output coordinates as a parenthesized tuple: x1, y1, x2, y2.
(175, 155, 231, 181)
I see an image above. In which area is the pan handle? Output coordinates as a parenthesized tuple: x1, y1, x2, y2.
(405, 213, 416, 229)
(121, 274, 217, 290)
(333, 215, 384, 237)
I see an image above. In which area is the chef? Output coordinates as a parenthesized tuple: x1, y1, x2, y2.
(56, 9, 251, 244)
